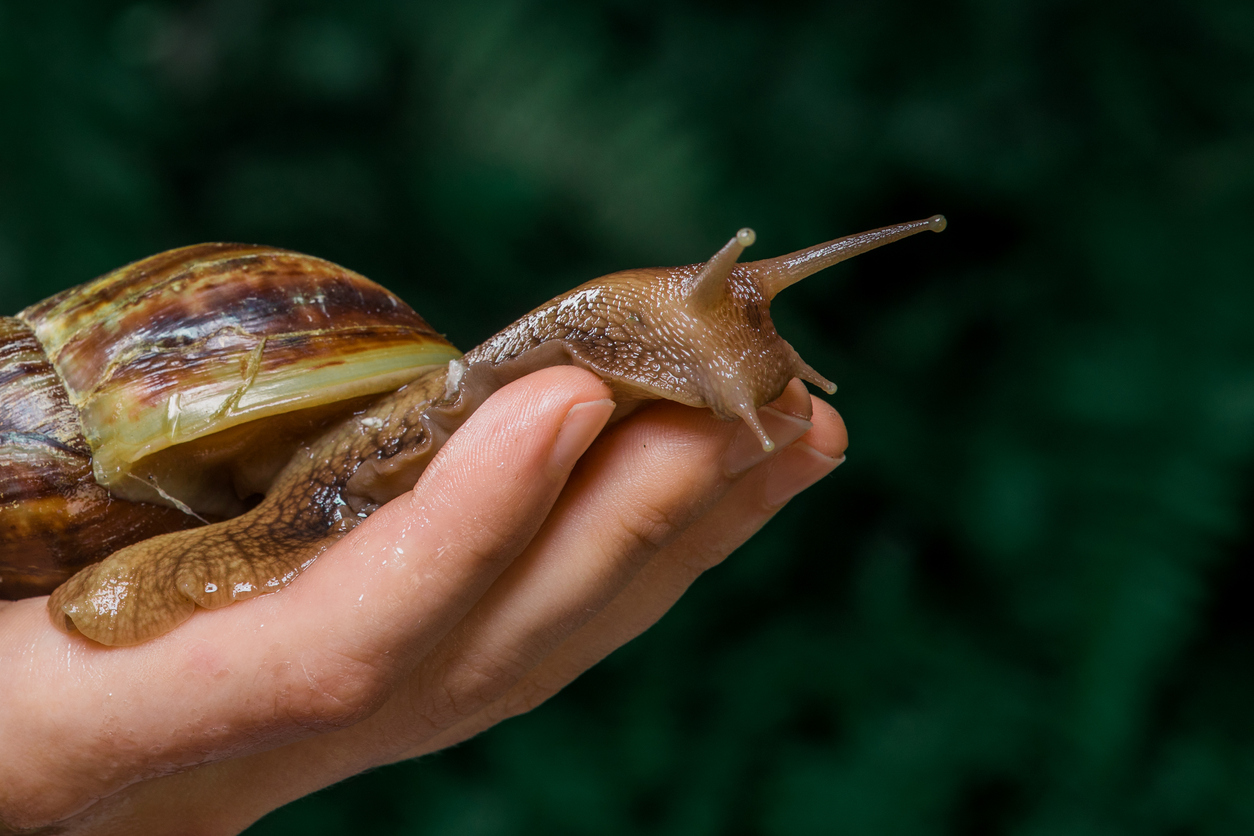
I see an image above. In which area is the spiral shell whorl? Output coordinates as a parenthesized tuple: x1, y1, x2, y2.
(17, 244, 462, 515)
(0, 317, 193, 598)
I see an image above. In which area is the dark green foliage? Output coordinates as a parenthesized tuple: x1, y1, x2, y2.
(2, 0, 1252, 832)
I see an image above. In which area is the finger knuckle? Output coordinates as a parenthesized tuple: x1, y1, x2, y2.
(270, 648, 392, 731)
(613, 499, 682, 557)
(491, 665, 581, 721)
(415, 647, 531, 729)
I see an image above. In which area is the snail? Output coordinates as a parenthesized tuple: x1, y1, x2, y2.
(0, 215, 945, 646)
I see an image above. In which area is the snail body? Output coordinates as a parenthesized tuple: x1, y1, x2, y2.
(0, 216, 945, 645)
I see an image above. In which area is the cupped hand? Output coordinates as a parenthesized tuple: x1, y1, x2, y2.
(0, 365, 846, 835)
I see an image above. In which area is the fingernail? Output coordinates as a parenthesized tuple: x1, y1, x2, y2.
(763, 445, 845, 507)
(551, 399, 616, 474)
(723, 407, 813, 476)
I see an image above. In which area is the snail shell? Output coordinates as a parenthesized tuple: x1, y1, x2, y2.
(0, 217, 945, 645)
(1, 244, 458, 596)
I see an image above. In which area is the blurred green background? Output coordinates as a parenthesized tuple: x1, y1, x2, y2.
(3, 0, 1253, 833)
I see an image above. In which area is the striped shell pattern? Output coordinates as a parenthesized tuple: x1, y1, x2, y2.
(0, 244, 460, 598)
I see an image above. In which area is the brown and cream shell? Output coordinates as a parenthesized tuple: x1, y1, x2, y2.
(1, 244, 459, 596)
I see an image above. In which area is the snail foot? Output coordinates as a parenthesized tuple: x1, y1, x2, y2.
(47, 514, 327, 646)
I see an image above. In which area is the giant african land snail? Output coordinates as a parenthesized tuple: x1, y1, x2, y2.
(0, 215, 945, 646)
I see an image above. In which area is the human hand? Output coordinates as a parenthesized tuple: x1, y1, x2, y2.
(0, 365, 846, 835)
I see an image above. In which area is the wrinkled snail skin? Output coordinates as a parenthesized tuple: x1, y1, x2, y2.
(0, 216, 945, 646)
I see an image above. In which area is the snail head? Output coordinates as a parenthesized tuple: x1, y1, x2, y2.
(465, 215, 947, 451)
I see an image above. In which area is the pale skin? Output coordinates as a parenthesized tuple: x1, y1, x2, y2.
(0, 365, 847, 835)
